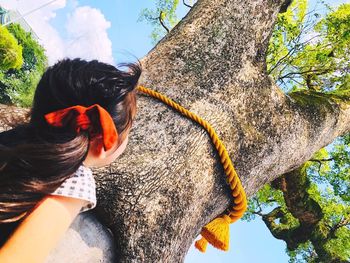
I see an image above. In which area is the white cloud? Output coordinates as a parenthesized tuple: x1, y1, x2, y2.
(64, 6, 114, 64)
(0, 0, 114, 65)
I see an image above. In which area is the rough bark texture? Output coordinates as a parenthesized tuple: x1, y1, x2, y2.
(271, 167, 323, 228)
(1, 0, 350, 262)
(264, 169, 323, 250)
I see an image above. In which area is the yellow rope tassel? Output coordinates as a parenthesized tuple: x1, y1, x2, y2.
(137, 85, 247, 252)
(201, 214, 231, 251)
(194, 236, 208, 252)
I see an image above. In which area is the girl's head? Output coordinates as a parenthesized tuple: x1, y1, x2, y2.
(30, 58, 141, 147)
(0, 58, 141, 224)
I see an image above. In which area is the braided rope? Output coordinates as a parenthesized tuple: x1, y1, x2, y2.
(137, 85, 247, 246)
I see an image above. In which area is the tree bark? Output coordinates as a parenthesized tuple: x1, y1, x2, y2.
(1, 0, 350, 262)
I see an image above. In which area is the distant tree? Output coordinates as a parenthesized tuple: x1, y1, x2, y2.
(0, 23, 47, 107)
(0, 25, 23, 71)
(139, 0, 185, 44)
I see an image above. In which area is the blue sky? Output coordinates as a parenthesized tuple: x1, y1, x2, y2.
(0, 0, 348, 262)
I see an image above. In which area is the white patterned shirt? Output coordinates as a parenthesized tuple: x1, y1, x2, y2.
(49, 164, 96, 213)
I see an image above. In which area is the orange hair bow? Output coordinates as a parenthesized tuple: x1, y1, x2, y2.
(44, 104, 118, 151)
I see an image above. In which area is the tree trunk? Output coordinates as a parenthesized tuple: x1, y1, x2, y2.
(1, 0, 350, 262)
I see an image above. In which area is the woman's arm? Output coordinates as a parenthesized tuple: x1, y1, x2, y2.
(0, 195, 86, 263)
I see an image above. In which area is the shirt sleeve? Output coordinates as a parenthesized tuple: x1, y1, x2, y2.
(49, 165, 96, 213)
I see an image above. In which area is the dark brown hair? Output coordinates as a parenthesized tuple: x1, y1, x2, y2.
(0, 58, 141, 242)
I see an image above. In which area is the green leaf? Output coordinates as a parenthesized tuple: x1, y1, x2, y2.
(0, 26, 23, 70)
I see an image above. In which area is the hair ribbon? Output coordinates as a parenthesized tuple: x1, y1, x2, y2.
(44, 104, 118, 151)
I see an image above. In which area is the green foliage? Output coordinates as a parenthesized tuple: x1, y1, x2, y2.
(308, 136, 350, 202)
(138, 0, 193, 44)
(0, 23, 47, 107)
(243, 184, 283, 220)
(287, 241, 317, 263)
(0, 25, 23, 71)
(267, 0, 308, 82)
(307, 183, 350, 260)
(267, 1, 350, 99)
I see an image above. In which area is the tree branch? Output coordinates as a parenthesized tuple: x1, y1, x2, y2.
(329, 216, 350, 239)
(278, 68, 332, 81)
(183, 0, 193, 8)
(159, 11, 170, 33)
(309, 158, 334, 162)
(261, 206, 310, 250)
(273, 167, 323, 226)
(269, 166, 349, 262)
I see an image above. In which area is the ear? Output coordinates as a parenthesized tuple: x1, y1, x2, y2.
(89, 135, 107, 159)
